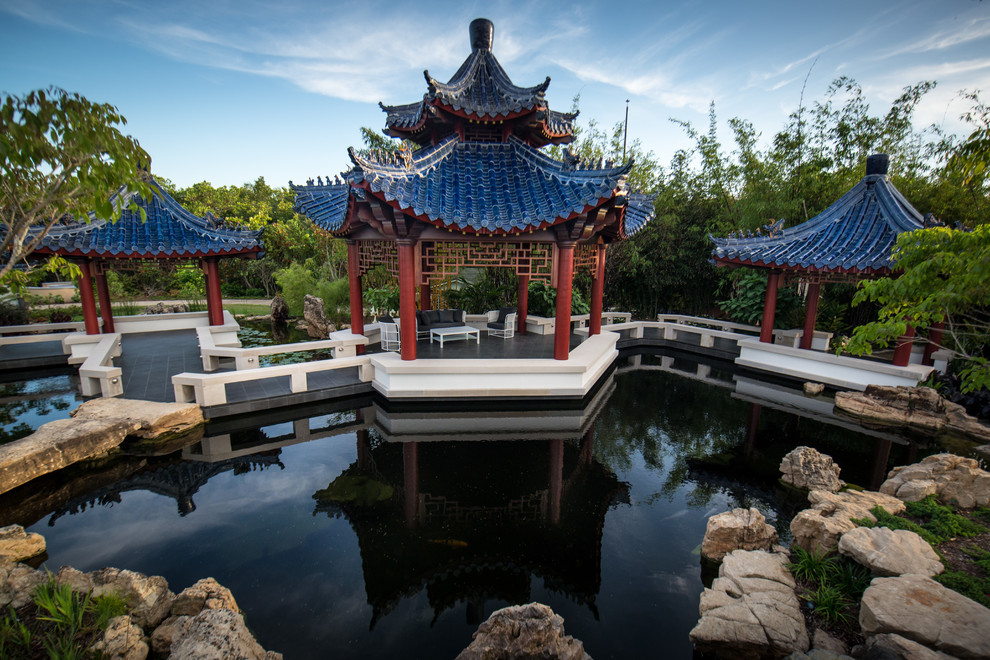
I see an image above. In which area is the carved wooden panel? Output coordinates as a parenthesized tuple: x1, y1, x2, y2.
(420, 241, 554, 283)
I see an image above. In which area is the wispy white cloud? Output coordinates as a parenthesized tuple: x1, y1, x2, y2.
(877, 15, 990, 59)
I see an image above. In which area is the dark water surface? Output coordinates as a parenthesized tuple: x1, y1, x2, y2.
(0, 352, 927, 659)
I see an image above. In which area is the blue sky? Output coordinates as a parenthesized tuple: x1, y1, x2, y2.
(2, 0, 988, 188)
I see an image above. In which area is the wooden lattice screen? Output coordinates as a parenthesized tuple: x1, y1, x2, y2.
(357, 239, 601, 285)
(422, 241, 556, 283)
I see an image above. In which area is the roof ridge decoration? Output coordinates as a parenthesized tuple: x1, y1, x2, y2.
(710, 154, 937, 275)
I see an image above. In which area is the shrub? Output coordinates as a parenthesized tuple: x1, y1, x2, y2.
(274, 262, 315, 316)
(851, 505, 940, 546)
(802, 583, 853, 624)
(48, 309, 72, 323)
(526, 280, 590, 317)
(0, 299, 28, 326)
(718, 269, 802, 326)
(314, 278, 350, 327)
(787, 545, 839, 584)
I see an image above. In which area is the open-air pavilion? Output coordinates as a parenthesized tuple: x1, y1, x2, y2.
(31, 178, 264, 334)
(293, 19, 655, 362)
(710, 154, 942, 366)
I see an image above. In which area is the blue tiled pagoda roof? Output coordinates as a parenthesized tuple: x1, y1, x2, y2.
(423, 44, 549, 120)
(380, 19, 576, 147)
(294, 135, 643, 235)
(35, 179, 263, 259)
(710, 156, 931, 275)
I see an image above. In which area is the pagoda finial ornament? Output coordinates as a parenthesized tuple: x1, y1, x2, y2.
(470, 18, 494, 51)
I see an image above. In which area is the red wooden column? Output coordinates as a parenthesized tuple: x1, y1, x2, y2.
(346, 241, 364, 350)
(589, 243, 607, 335)
(553, 242, 576, 360)
(579, 423, 595, 465)
(760, 270, 780, 343)
(922, 321, 945, 366)
(517, 274, 530, 334)
(892, 325, 916, 367)
(800, 281, 821, 350)
(93, 262, 115, 333)
(869, 437, 893, 491)
(76, 259, 100, 335)
(397, 239, 417, 361)
(744, 402, 762, 457)
(202, 258, 224, 326)
(419, 284, 432, 311)
(548, 438, 563, 525)
(403, 441, 419, 528)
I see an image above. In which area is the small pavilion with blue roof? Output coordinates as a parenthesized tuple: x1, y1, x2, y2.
(710, 154, 940, 365)
(293, 18, 655, 361)
(33, 178, 263, 334)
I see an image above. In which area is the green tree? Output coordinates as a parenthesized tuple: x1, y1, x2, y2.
(0, 87, 154, 288)
(845, 225, 990, 391)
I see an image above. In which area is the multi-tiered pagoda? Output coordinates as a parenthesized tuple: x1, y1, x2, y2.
(294, 19, 655, 360)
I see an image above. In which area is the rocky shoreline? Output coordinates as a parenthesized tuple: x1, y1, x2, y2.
(691, 448, 990, 660)
(0, 531, 282, 659)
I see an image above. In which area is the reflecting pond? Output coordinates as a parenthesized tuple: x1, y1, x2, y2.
(0, 351, 936, 659)
(0, 370, 81, 443)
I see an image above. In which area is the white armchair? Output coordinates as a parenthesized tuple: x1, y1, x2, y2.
(379, 319, 401, 352)
(486, 307, 516, 339)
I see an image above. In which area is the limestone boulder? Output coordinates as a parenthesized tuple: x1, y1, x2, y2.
(835, 385, 990, 443)
(0, 559, 45, 608)
(303, 294, 329, 338)
(837, 526, 943, 577)
(90, 567, 175, 631)
(690, 550, 809, 659)
(803, 382, 825, 396)
(861, 574, 990, 659)
(143, 302, 189, 315)
(457, 603, 591, 660)
(0, 524, 45, 561)
(162, 608, 282, 660)
(784, 651, 854, 660)
(270, 295, 289, 324)
(56, 565, 96, 593)
(0, 418, 135, 495)
(865, 633, 957, 660)
(701, 507, 778, 562)
(89, 615, 149, 660)
(171, 577, 240, 617)
(790, 489, 906, 554)
(780, 446, 843, 493)
(880, 454, 990, 508)
(71, 398, 203, 440)
(811, 628, 848, 657)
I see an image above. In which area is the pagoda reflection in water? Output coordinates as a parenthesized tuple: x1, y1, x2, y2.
(314, 430, 627, 627)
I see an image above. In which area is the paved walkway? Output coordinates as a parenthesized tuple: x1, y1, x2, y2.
(117, 331, 203, 402)
(3, 325, 584, 404)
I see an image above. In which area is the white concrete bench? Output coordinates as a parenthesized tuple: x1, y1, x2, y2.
(78, 333, 123, 397)
(197, 327, 367, 371)
(0, 321, 96, 349)
(173, 355, 373, 406)
(657, 314, 760, 335)
(593, 320, 746, 348)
